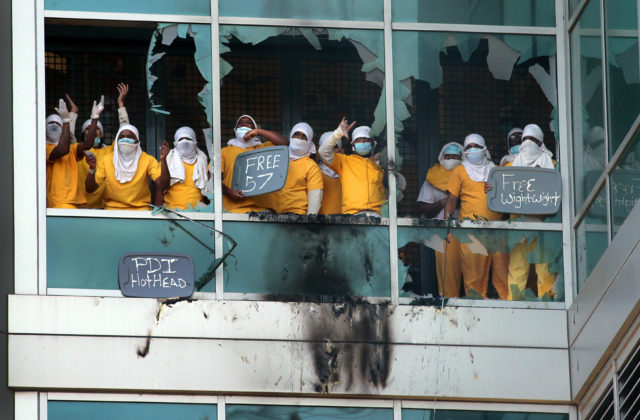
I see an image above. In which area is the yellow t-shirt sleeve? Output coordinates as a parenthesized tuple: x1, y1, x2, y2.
(94, 155, 106, 185)
(447, 167, 463, 197)
(328, 152, 344, 174)
(147, 157, 162, 181)
(306, 162, 324, 192)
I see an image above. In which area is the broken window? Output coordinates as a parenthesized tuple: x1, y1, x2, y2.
(219, 0, 383, 21)
(392, 0, 555, 27)
(45, 0, 210, 15)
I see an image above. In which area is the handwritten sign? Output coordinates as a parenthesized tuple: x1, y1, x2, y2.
(232, 146, 289, 197)
(119, 253, 195, 298)
(586, 169, 640, 218)
(487, 167, 562, 214)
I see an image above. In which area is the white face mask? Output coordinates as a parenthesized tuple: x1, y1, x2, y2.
(46, 123, 62, 144)
(441, 158, 462, 171)
(289, 138, 312, 159)
(519, 139, 542, 161)
(118, 141, 138, 158)
(175, 139, 198, 162)
(235, 126, 252, 142)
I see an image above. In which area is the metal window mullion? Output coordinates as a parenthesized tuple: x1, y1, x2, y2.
(556, 0, 576, 305)
(391, 21, 556, 35)
(218, 16, 383, 29)
(43, 9, 211, 24)
(383, 0, 398, 306)
(37, 0, 47, 295)
(218, 395, 226, 420)
(393, 400, 401, 420)
(599, 0, 614, 244)
(39, 392, 47, 420)
(211, 0, 225, 300)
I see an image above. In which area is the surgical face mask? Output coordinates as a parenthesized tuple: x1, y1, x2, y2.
(118, 140, 138, 157)
(235, 126, 252, 141)
(46, 123, 62, 144)
(176, 139, 198, 161)
(93, 137, 102, 148)
(354, 142, 372, 156)
(510, 145, 520, 155)
(289, 138, 312, 157)
(464, 148, 485, 164)
(118, 138, 136, 144)
(441, 158, 461, 171)
(519, 139, 542, 161)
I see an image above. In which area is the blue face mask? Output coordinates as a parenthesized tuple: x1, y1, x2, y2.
(118, 138, 136, 144)
(464, 148, 485, 164)
(354, 142, 372, 156)
(93, 137, 102, 147)
(510, 145, 520, 155)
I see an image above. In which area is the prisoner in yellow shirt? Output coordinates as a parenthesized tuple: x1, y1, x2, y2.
(328, 153, 386, 215)
(319, 172, 342, 215)
(46, 143, 87, 209)
(77, 145, 112, 208)
(269, 156, 323, 214)
(164, 162, 206, 210)
(221, 142, 273, 213)
(94, 150, 161, 210)
(447, 164, 501, 221)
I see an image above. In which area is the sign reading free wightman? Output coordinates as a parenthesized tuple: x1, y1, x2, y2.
(119, 253, 195, 298)
(486, 167, 562, 215)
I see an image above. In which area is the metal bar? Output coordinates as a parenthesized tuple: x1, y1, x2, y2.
(217, 395, 225, 420)
(568, 0, 592, 32)
(391, 22, 557, 35)
(43, 9, 211, 23)
(223, 395, 393, 407)
(218, 16, 384, 29)
(400, 400, 572, 413)
(383, 0, 399, 306)
(36, 0, 46, 295)
(222, 292, 391, 304)
(397, 296, 567, 310)
(599, 0, 613, 244)
(393, 400, 402, 420)
(397, 217, 564, 231)
(39, 392, 47, 420)
(47, 392, 219, 403)
(47, 208, 215, 221)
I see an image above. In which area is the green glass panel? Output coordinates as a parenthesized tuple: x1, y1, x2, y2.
(392, 0, 555, 26)
(45, 0, 210, 15)
(606, 0, 640, 155)
(219, 0, 383, 21)
(227, 405, 392, 419)
(47, 216, 216, 292)
(576, 186, 608, 291)
(403, 409, 569, 420)
(610, 131, 640, 237)
(398, 226, 564, 301)
(223, 221, 390, 297)
(571, 0, 605, 211)
(48, 401, 217, 420)
(391, 31, 558, 221)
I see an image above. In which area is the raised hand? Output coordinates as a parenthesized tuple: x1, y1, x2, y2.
(64, 93, 79, 113)
(160, 140, 170, 161)
(338, 116, 356, 139)
(91, 95, 105, 119)
(116, 82, 129, 108)
(55, 98, 71, 122)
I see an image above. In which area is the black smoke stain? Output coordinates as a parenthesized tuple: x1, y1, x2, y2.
(137, 336, 151, 358)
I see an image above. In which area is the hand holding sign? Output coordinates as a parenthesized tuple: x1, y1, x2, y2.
(486, 167, 561, 215)
(232, 146, 289, 197)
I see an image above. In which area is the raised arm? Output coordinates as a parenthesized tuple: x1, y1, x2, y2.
(65, 93, 79, 142)
(244, 128, 287, 146)
(117, 82, 130, 126)
(153, 141, 171, 205)
(319, 117, 355, 165)
(48, 99, 72, 161)
(85, 152, 99, 193)
(77, 96, 104, 159)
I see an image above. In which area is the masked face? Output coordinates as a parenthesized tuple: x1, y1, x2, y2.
(118, 138, 138, 157)
(234, 126, 252, 142)
(93, 137, 102, 147)
(176, 139, 198, 161)
(519, 139, 542, 161)
(510, 145, 520, 155)
(289, 138, 312, 157)
(464, 148, 485, 164)
(441, 157, 462, 171)
(46, 122, 62, 144)
(354, 141, 373, 156)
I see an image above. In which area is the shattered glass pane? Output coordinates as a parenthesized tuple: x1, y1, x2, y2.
(47, 217, 216, 292)
(219, 0, 383, 21)
(570, 0, 604, 212)
(575, 187, 608, 291)
(610, 131, 640, 238)
(49, 401, 217, 419)
(398, 225, 564, 301)
(403, 409, 568, 420)
(392, 0, 555, 26)
(223, 220, 391, 297)
(227, 405, 392, 420)
(605, 0, 640, 156)
(45, 0, 210, 15)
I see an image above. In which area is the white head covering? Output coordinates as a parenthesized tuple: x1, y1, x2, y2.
(462, 133, 494, 182)
(46, 114, 63, 144)
(318, 131, 340, 178)
(351, 126, 371, 142)
(113, 124, 143, 183)
(500, 127, 523, 165)
(512, 123, 554, 168)
(166, 126, 209, 193)
(288, 122, 316, 160)
(81, 119, 104, 137)
(228, 114, 262, 149)
(438, 142, 464, 166)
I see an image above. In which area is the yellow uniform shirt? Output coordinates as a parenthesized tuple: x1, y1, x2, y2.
(78, 145, 111, 209)
(46, 143, 86, 208)
(329, 153, 386, 215)
(221, 142, 274, 213)
(269, 157, 323, 215)
(95, 150, 161, 211)
(426, 163, 453, 192)
(447, 165, 501, 221)
(319, 173, 342, 215)
(164, 162, 204, 210)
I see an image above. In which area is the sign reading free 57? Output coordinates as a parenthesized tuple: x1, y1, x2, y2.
(232, 146, 289, 197)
